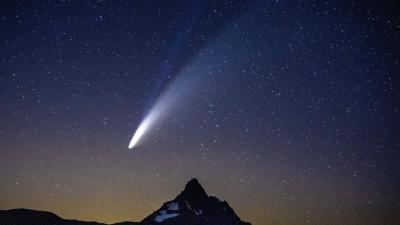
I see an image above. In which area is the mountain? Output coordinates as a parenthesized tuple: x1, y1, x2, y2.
(0, 178, 251, 225)
(141, 178, 251, 225)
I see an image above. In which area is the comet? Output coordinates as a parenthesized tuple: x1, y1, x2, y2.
(128, 59, 206, 149)
(128, 1, 237, 149)
(128, 110, 156, 149)
(128, 92, 167, 149)
(127, 41, 230, 149)
(128, 72, 189, 149)
(128, 4, 203, 149)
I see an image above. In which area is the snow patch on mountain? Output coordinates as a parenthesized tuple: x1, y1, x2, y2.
(194, 209, 202, 215)
(154, 210, 179, 223)
(166, 202, 179, 211)
(184, 201, 192, 210)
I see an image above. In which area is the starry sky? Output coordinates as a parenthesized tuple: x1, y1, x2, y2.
(1, 1, 399, 225)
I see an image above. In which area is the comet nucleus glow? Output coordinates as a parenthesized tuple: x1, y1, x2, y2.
(128, 98, 164, 149)
(128, 113, 153, 149)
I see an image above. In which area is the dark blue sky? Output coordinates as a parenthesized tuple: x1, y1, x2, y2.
(1, 1, 399, 224)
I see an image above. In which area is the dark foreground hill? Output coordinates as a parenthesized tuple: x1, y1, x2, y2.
(0, 208, 137, 225)
(0, 178, 251, 225)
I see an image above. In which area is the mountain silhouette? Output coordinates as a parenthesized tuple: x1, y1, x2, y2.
(142, 178, 250, 225)
(0, 178, 251, 225)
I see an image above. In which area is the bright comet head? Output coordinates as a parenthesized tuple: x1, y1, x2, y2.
(128, 101, 163, 149)
(128, 120, 148, 149)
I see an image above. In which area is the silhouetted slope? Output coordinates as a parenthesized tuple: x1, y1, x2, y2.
(0, 208, 137, 225)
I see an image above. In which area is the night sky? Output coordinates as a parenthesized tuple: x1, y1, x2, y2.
(1, 1, 400, 225)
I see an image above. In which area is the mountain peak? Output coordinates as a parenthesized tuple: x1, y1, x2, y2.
(185, 178, 206, 194)
(175, 178, 207, 205)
